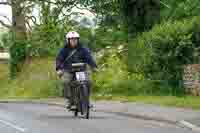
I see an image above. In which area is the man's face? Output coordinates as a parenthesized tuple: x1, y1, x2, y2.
(68, 38, 78, 48)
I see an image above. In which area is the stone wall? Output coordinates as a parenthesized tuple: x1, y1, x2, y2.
(183, 64, 200, 96)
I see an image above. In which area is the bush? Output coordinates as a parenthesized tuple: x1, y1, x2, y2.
(129, 16, 200, 90)
(9, 39, 27, 79)
(87, 27, 128, 51)
(0, 32, 13, 51)
(91, 46, 128, 95)
(161, 0, 200, 21)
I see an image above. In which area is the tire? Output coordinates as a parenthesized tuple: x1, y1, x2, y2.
(85, 102, 90, 119)
(74, 108, 78, 117)
(80, 84, 90, 119)
(80, 97, 89, 119)
(71, 83, 80, 117)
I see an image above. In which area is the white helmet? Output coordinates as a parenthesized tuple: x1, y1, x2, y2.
(66, 31, 80, 39)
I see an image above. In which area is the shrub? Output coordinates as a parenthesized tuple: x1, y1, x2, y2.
(91, 46, 128, 95)
(88, 27, 128, 50)
(129, 16, 200, 90)
(9, 39, 27, 79)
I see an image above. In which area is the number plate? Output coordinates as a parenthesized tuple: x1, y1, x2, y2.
(75, 72, 87, 81)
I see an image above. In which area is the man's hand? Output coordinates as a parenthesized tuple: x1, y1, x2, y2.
(56, 70, 64, 78)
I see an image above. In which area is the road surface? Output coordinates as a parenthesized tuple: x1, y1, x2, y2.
(0, 103, 193, 133)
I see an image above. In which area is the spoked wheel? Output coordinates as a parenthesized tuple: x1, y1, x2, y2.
(80, 84, 90, 119)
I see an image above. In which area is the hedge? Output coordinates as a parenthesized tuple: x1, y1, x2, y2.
(128, 16, 200, 89)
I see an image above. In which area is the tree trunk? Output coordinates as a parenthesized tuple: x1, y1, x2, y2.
(11, 0, 27, 40)
(9, 0, 27, 78)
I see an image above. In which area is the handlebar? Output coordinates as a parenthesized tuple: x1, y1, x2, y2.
(71, 63, 86, 67)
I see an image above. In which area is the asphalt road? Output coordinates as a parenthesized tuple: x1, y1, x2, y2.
(0, 103, 193, 133)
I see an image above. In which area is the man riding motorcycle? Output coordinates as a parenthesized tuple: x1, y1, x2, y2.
(55, 31, 97, 109)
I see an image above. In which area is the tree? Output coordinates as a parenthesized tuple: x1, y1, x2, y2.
(0, 0, 30, 78)
(121, 0, 160, 35)
(0, 0, 80, 78)
(79, 0, 122, 28)
(160, 0, 200, 20)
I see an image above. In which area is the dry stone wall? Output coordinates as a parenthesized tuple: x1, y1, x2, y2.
(183, 64, 200, 96)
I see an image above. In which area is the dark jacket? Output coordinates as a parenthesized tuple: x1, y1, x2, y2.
(55, 41, 97, 71)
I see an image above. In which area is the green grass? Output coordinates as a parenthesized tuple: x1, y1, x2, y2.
(0, 62, 9, 98)
(1, 58, 200, 110)
(92, 94, 200, 110)
(0, 57, 62, 99)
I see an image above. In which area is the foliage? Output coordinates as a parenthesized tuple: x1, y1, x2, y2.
(122, 0, 160, 35)
(80, 0, 121, 26)
(0, 32, 13, 50)
(3, 0, 200, 97)
(9, 39, 27, 79)
(91, 45, 128, 95)
(0, 31, 28, 79)
(0, 57, 61, 98)
(161, 0, 200, 20)
(129, 16, 200, 89)
(91, 27, 128, 50)
(27, 25, 62, 57)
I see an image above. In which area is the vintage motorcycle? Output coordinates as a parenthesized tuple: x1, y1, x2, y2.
(67, 62, 91, 119)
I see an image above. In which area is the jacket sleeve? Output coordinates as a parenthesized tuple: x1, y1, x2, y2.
(83, 48, 97, 69)
(55, 49, 65, 71)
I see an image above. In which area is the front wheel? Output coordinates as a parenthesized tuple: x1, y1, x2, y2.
(71, 82, 80, 117)
(80, 84, 90, 119)
(74, 108, 78, 117)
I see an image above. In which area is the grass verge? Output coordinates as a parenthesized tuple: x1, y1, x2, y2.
(92, 94, 200, 110)
(0, 57, 62, 99)
(1, 58, 200, 110)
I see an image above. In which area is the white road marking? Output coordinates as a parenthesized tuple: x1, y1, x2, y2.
(180, 120, 200, 132)
(0, 119, 26, 132)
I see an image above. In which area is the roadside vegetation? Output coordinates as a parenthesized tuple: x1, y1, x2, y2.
(0, 0, 199, 109)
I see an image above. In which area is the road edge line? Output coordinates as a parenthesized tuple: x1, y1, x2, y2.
(179, 120, 200, 132)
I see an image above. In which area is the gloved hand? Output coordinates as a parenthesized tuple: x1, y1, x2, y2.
(56, 70, 64, 78)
